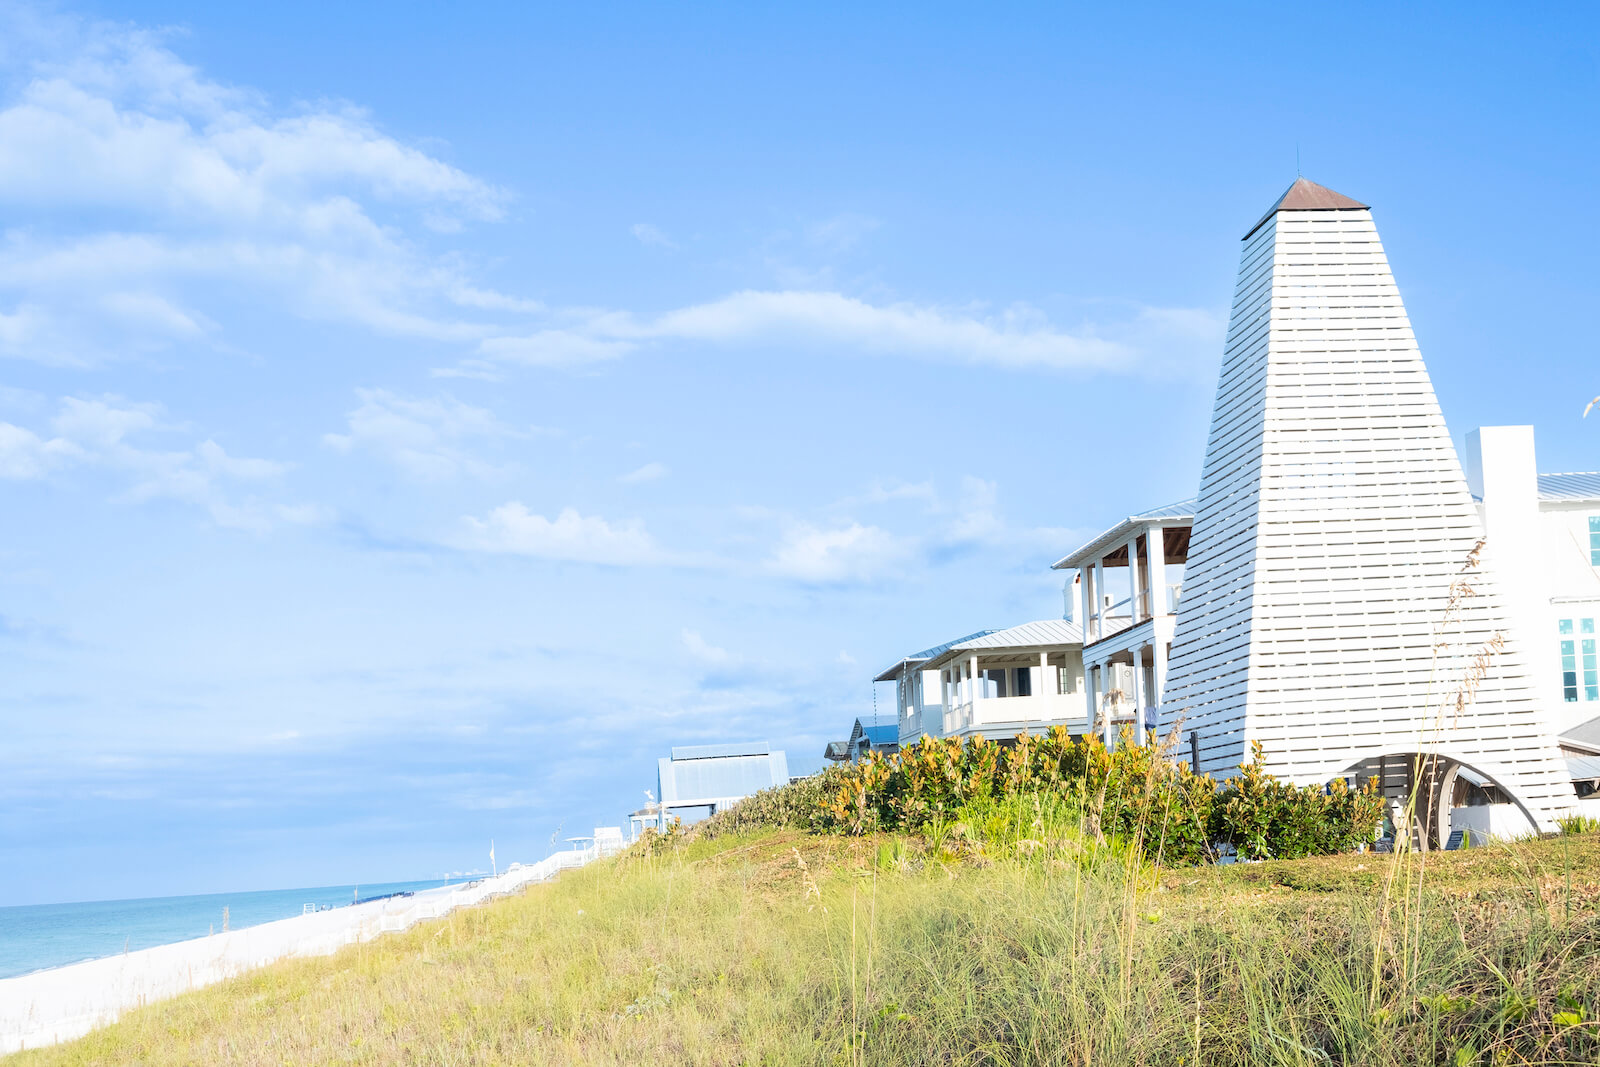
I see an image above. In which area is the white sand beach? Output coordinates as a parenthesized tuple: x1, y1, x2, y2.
(0, 845, 604, 1055)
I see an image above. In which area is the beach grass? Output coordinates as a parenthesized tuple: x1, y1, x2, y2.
(9, 827, 1600, 1065)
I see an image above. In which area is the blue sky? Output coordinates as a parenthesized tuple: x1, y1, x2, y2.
(1, 0, 1595, 905)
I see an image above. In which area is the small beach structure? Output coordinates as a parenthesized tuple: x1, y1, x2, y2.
(653, 741, 789, 828)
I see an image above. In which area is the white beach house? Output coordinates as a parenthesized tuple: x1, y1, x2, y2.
(875, 622, 1083, 744)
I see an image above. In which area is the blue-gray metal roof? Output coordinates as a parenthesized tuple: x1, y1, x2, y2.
(1563, 713, 1600, 753)
(670, 741, 769, 761)
(1568, 755, 1600, 783)
(658, 745, 789, 807)
(1539, 472, 1600, 503)
(1052, 498, 1198, 570)
(919, 619, 1083, 671)
(874, 629, 1001, 682)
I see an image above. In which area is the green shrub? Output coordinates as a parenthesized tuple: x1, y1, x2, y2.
(1208, 742, 1386, 860)
(712, 729, 1384, 867)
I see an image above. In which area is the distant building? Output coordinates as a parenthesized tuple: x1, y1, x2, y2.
(653, 741, 789, 828)
(824, 718, 899, 762)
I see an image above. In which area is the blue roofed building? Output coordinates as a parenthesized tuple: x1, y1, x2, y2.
(653, 741, 790, 829)
(824, 718, 900, 763)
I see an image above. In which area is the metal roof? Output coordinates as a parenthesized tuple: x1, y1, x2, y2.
(1568, 755, 1600, 783)
(873, 629, 1001, 682)
(658, 745, 789, 807)
(670, 741, 769, 761)
(1562, 713, 1600, 753)
(1051, 498, 1198, 571)
(1538, 472, 1600, 503)
(919, 619, 1083, 670)
(1243, 177, 1369, 240)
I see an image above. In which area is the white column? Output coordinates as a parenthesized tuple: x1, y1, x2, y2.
(1092, 558, 1107, 640)
(1085, 663, 1100, 734)
(969, 655, 980, 703)
(1040, 650, 1051, 700)
(1080, 567, 1095, 642)
(1126, 535, 1142, 622)
(1131, 652, 1147, 745)
(1151, 636, 1169, 717)
(1146, 525, 1168, 616)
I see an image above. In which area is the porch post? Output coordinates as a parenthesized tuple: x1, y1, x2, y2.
(1040, 650, 1051, 700)
(1131, 651, 1147, 745)
(1092, 558, 1107, 640)
(969, 655, 980, 703)
(1126, 535, 1142, 622)
(1079, 569, 1093, 642)
(1151, 637, 1169, 725)
(1146, 526, 1168, 615)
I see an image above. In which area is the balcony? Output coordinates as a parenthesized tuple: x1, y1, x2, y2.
(942, 692, 1087, 736)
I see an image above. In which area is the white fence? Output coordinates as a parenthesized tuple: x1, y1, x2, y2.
(0, 842, 608, 1055)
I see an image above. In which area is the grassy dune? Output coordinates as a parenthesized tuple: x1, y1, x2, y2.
(11, 829, 1600, 1065)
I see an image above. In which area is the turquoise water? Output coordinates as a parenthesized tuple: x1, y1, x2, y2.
(0, 879, 453, 980)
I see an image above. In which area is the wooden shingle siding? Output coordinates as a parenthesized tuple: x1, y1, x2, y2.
(1162, 204, 1573, 828)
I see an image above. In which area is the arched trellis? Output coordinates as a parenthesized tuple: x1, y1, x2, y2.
(1287, 745, 1549, 847)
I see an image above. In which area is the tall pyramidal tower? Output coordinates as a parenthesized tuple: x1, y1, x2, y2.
(1163, 178, 1573, 830)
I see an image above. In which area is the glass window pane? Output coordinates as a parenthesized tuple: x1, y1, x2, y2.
(1560, 619, 1575, 635)
(1586, 619, 1597, 634)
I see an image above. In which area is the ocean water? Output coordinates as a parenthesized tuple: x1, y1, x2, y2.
(0, 878, 454, 980)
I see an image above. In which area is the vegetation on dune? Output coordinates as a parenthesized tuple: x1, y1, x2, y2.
(702, 729, 1385, 865)
(13, 825, 1600, 1066)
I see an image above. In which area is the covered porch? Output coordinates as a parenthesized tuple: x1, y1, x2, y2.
(919, 620, 1086, 740)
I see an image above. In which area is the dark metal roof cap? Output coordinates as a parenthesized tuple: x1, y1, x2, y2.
(1243, 177, 1369, 239)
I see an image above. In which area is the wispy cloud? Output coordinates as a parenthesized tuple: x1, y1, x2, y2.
(455, 503, 662, 565)
(465, 290, 1222, 377)
(767, 521, 915, 583)
(1, 393, 311, 531)
(630, 222, 677, 249)
(323, 388, 539, 481)
(620, 461, 669, 484)
(681, 629, 733, 664)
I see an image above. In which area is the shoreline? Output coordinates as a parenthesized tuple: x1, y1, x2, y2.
(0, 846, 602, 1055)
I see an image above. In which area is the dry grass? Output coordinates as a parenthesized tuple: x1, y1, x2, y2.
(10, 829, 1600, 1065)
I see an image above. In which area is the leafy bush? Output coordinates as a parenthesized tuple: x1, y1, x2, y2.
(713, 728, 1385, 866)
(1557, 812, 1600, 836)
(1208, 742, 1386, 860)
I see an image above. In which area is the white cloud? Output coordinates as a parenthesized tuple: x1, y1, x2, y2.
(472, 290, 1198, 375)
(768, 521, 913, 583)
(323, 388, 527, 481)
(631, 223, 676, 249)
(456, 504, 661, 565)
(0, 421, 81, 479)
(0, 12, 528, 366)
(681, 629, 732, 664)
(620, 461, 669, 484)
(3, 393, 309, 530)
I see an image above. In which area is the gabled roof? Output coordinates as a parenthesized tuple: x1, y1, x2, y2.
(670, 741, 769, 761)
(1538, 472, 1600, 503)
(874, 629, 1001, 681)
(920, 619, 1083, 671)
(1243, 177, 1369, 240)
(1051, 498, 1197, 571)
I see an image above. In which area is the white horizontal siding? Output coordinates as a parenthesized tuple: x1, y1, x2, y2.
(1162, 206, 1573, 827)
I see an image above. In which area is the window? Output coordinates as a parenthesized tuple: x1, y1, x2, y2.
(1586, 638, 1599, 702)
(1561, 627, 1578, 703)
(1014, 667, 1032, 697)
(1591, 516, 1600, 566)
